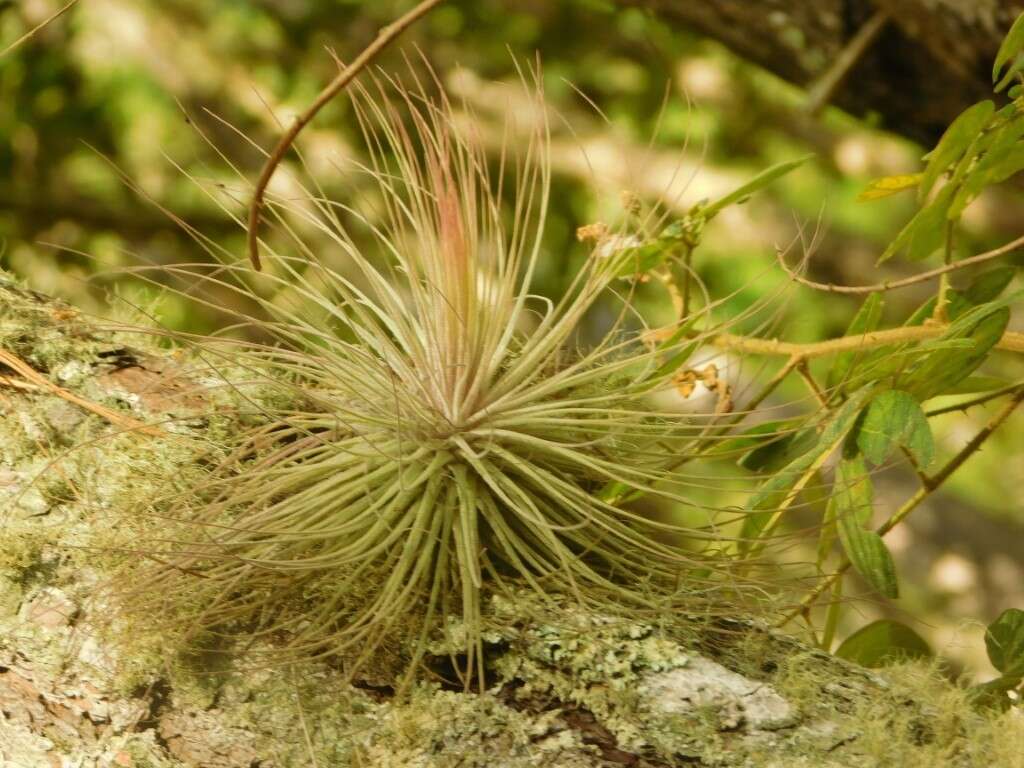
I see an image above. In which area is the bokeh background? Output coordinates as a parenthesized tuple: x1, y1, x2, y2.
(2, 0, 1023, 679)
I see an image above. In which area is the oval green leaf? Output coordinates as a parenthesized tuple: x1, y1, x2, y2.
(836, 619, 932, 668)
(985, 608, 1024, 678)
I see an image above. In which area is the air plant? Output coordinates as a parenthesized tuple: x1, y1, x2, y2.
(119, 68, 764, 688)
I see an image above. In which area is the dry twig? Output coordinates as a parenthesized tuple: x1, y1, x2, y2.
(0, 348, 164, 437)
(246, 0, 445, 270)
(778, 232, 1024, 295)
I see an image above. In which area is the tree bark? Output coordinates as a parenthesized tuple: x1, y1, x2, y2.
(624, 0, 1024, 146)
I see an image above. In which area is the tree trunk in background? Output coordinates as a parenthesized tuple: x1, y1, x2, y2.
(624, 0, 1024, 146)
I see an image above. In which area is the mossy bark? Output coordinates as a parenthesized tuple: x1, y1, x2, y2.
(1, 273, 1022, 767)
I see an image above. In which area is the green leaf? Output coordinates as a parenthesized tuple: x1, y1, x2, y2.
(835, 620, 932, 667)
(833, 457, 899, 598)
(839, 337, 972, 394)
(996, 59, 1024, 93)
(949, 117, 1024, 218)
(919, 101, 994, 203)
(613, 240, 674, 278)
(904, 290, 965, 326)
(965, 267, 1017, 305)
(880, 185, 955, 264)
(969, 674, 1023, 710)
(828, 293, 884, 390)
(941, 375, 1012, 395)
(740, 390, 871, 548)
(905, 269, 1015, 328)
(856, 390, 934, 468)
(812, 469, 839, 569)
(994, 14, 1024, 84)
(903, 306, 1011, 399)
(653, 340, 699, 379)
(986, 609, 1024, 677)
(703, 154, 813, 220)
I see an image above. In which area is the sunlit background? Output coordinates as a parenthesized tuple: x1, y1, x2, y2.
(2, 0, 1023, 680)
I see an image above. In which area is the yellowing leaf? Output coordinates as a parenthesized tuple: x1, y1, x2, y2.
(857, 173, 923, 201)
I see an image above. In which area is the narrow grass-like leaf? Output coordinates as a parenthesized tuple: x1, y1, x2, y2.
(741, 389, 870, 549)
(919, 100, 994, 203)
(828, 292, 884, 391)
(702, 154, 813, 220)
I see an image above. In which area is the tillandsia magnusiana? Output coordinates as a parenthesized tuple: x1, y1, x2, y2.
(105, 65, 788, 689)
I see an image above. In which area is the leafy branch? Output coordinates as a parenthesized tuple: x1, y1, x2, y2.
(780, 386, 1024, 627)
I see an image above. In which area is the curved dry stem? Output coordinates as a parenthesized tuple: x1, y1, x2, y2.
(0, 0, 79, 58)
(246, 0, 444, 271)
(778, 232, 1024, 296)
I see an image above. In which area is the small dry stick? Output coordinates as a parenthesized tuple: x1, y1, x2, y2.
(778, 386, 1024, 626)
(246, 0, 445, 271)
(0, 348, 164, 437)
(778, 232, 1024, 296)
(796, 360, 829, 408)
(805, 10, 890, 116)
(0, 0, 79, 58)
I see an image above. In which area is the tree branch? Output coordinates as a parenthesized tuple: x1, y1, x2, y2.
(711, 325, 1024, 359)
